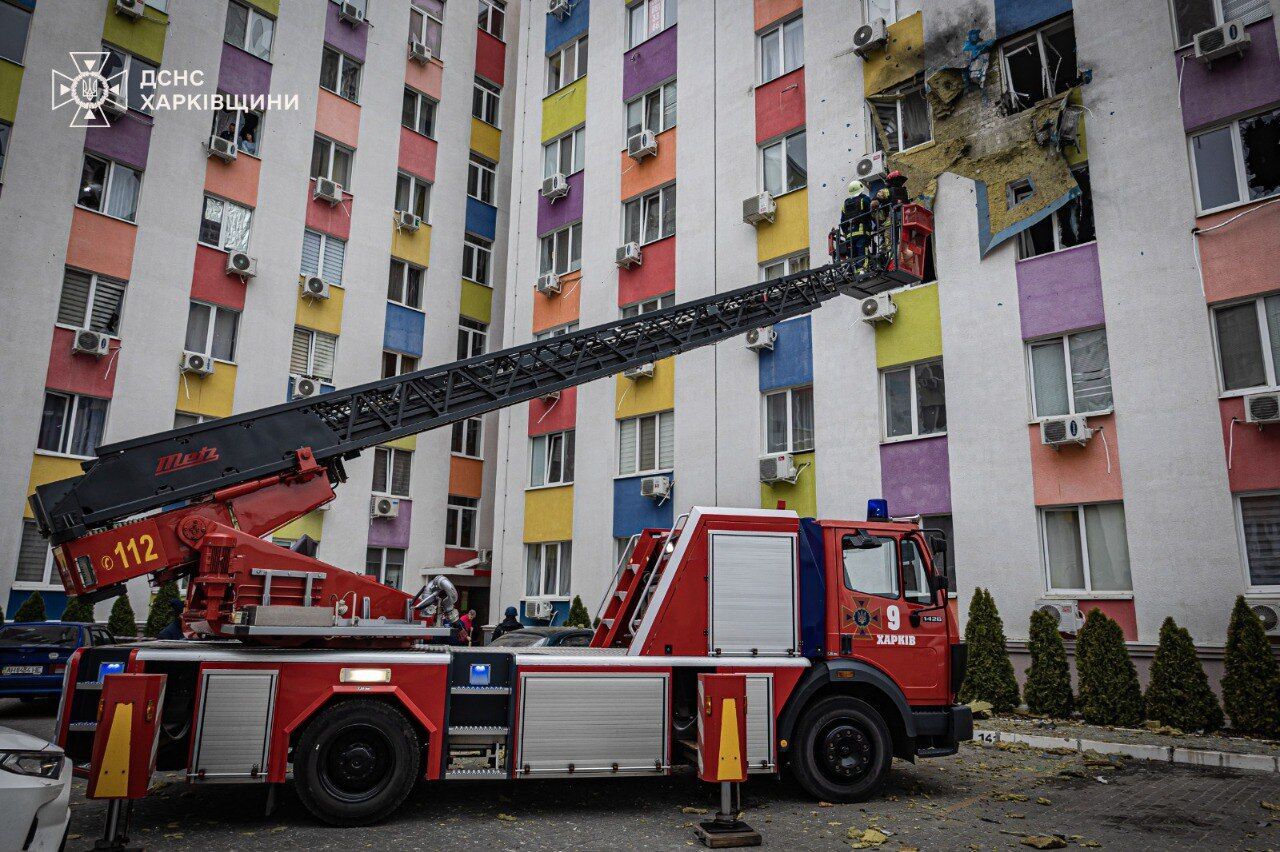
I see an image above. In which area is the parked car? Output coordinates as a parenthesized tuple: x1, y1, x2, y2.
(0, 725, 71, 850)
(0, 622, 116, 700)
(488, 627, 593, 648)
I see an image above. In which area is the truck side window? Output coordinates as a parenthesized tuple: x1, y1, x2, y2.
(901, 539, 932, 605)
(841, 534, 898, 598)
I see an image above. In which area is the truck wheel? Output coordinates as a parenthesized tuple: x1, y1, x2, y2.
(294, 699, 421, 826)
(791, 696, 892, 803)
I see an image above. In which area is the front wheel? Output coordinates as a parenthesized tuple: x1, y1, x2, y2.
(790, 696, 892, 803)
(293, 699, 421, 826)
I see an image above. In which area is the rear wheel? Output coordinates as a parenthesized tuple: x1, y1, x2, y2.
(791, 696, 892, 803)
(293, 699, 421, 826)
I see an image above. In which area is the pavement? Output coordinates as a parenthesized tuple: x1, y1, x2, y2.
(4, 697, 1280, 851)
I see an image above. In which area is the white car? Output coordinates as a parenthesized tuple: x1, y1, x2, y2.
(0, 726, 71, 851)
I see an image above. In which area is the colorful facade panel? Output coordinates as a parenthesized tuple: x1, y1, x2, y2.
(617, 235, 674, 305)
(465, 197, 497, 240)
(613, 475, 675, 539)
(45, 328, 120, 399)
(994, 0, 1073, 39)
(84, 112, 152, 172)
(523, 485, 574, 542)
(1016, 242, 1104, 340)
(874, 283, 941, 369)
(760, 451, 816, 517)
(755, 68, 805, 144)
(542, 75, 586, 142)
(295, 283, 345, 336)
(476, 30, 506, 85)
(399, 126, 438, 182)
(755, 188, 809, 263)
(1028, 413, 1124, 506)
(191, 245, 249, 311)
(753, 0, 803, 32)
(177, 363, 238, 419)
(1179, 21, 1280, 132)
(449, 457, 484, 499)
(323, 0, 368, 62)
(203, 153, 261, 209)
(545, 0, 589, 53)
(1198, 200, 1280, 303)
(369, 499, 411, 549)
(1221, 398, 1280, 493)
(390, 221, 432, 267)
(66, 209, 135, 281)
(538, 170, 584, 234)
(218, 43, 272, 98)
(102, 3, 167, 64)
(306, 185, 353, 240)
(620, 127, 675, 199)
(614, 357, 675, 419)
(384, 302, 425, 357)
(460, 280, 494, 324)
(879, 435, 951, 516)
(316, 89, 361, 149)
(529, 386, 577, 437)
(622, 23, 676, 102)
(471, 117, 502, 162)
(532, 270, 580, 331)
(757, 316, 813, 392)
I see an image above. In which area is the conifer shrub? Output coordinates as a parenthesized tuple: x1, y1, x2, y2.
(60, 596, 96, 624)
(564, 595, 592, 628)
(1144, 616, 1222, 732)
(957, 588, 1020, 712)
(108, 595, 138, 638)
(1222, 596, 1280, 736)
(1075, 608, 1143, 726)
(144, 582, 181, 638)
(1023, 608, 1074, 718)
(13, 592, 46, 623)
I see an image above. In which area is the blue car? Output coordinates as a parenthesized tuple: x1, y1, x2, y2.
(0, 623, 116, 699)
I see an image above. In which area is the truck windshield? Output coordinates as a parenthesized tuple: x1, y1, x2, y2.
(841, 534, 898, 598)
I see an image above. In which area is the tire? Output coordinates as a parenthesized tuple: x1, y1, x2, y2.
(790, 695, 893, 803)
(293, 699, 421, 826)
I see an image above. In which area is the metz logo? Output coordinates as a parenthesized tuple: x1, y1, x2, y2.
(155, 447, 220, 476)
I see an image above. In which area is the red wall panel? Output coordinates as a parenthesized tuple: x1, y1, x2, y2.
(476, 31, 506, 85)
(618, 236, 676, 306)
(190, 245, 248, 310)
(45, 327, 121, 398)
(755, 68, 805, 144)
(1222, 397, 1280, 492)
(528, 386, 577, 437)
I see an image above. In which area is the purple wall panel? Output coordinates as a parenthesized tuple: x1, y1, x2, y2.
(537, 170, 584, 235)
(324, 1, 368, 62)
(880, 436, 952, 517)
(368, 499, 412, 549)
(1016, 242, 1105, 340)
(85, 111, 152, 171)
(218, 43, 272, 98)
(1180, 21, 1280, 131)
(622, 25, 677, 102)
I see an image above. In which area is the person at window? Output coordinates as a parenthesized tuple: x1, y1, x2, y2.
(839, 180, 873, 267)
(239, 128, 257, 156)
(491, 605, 522, 643)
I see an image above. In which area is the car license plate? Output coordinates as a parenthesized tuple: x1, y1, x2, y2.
(2, 665, 43, 675)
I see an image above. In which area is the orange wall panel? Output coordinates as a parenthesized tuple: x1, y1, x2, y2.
(529, 386, 577, 436)
(1222, 397, 1280, 492)
(45, 327, 120, 398)
(190, 245, 248, 310)
(1079, 599, 1138, 642)
(754, 0, 803, 31)
(405, 57, 443, 101)
(305, 181, 353, 240)
(1029, 413, 1124, 506)
(621, 128, 676, 200)
(398, 126, 437, 182)
(755, 68, 806, 144)
(66, 209, 135, 280)
(315, 88, 360, 149)
(532, 269, 581, 332)
(618, 235, 676, 306)
(203, 153, 260, 209)
(1198, 200, 1280, 304)
(449, 456, 484, 498)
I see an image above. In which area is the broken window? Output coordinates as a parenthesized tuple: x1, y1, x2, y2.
(1191, 105, 1280, 213)
(1171, 0, 1272, 47)
(870, 87, 931, 154)
(1017, 165, 1095, 259)
(1001, 19, 1077, 113)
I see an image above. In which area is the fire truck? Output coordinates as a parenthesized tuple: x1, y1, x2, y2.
(31, 205, 969, 826)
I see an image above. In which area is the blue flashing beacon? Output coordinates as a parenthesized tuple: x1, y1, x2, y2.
(866, 498, 889, 521)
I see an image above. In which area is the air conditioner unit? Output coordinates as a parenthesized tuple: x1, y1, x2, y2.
(72, 328, 110, 357)
(477, 549, 493, 565)
(1194, 20, 1251, 64)
(627, 129, 658, 161)
(114, 0, 144, 19)
(408, 39, 433, 63)
(759, 452, 799, 484)
(623, 362, 655, 380)
(745, 326, 776, 352)
(101, 90, 128, 117)
(225, 250, 256, 279)
(853, 17, 888, 56)
(291, 374, 323, 399)
(1244, 391, 1280, 424)
(743, 192, 777, 225)
(541, 172, 569, 200)
(1040, 414, 1093, 447)
(854, 150, 887, 182)
(524, 599, 553, 620)
(640, 475, 672, 499)
(616, 241, 643, 268)
(206, 135, 237, 162)
(179, 350, 214, 376)
(370, 495, 400, 519)
(300, 275, 330, 300)
(1034, 598, 1084, 636)
(395, 210, 422, 231)
(536, 273, 561, 296)
(860, 293, 897, 323)
(339, 1, 366, 25)
(314, 178, 343, 205)
(1250, 599, 1280, 636)
(548, 0, 570, 20)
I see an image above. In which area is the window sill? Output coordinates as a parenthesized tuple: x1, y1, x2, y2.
(546, 78, 586, 99)
(74, 205, 138, 227)
(320, 86, 361, 106)
(372, 491, 412, 501)
(1041, 591, 1133, 600)
(462, 278, 493, 289)
(473, 118, 501, 131)
(451, 452, 484, 461)
(9, 582, 63, 592)
(1016, 239, 1098, 264)
(1029, 407, 1113, 425)
(1220, 386, 1280, 400)
(764, 184, 808, 201)
(896, 139, 936, 157)
(34, 449, 94, 462)
(402, 125, 437, 142)
(387, 300, 425, 314)
(223, 40, 274, 66)
(881, 431, 947, 445)
(1196, 189, 1280, 220)
(526, 482, 574, 491)
(614, 469, 673, 481)
(756, 64, 805, 90)
(54, 323, 120, 339)
(467, 194, 497, 206)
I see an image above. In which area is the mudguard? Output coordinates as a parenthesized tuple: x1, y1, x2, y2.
(776, 659, 916, 759)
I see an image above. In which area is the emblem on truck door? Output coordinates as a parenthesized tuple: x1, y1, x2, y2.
(842, 599, 882, 640)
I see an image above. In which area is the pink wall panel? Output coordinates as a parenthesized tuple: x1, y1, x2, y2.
(315, 89, 361, 149)
(305, 181, 353, 240)
(1079, 599, 1138, 642)
(204, 153, 260, 209)
(190, 245, 248, 311)
(755, 68, 805, 144)
(1198, 199, 1280, 304)
(1029, 413, 1124, 506)
(66, 209, 135, 281)
(405, 58, 443, 100)
(1222, 397, 1280, 492)
(45, 327, 120, 398)
(528, 386, 577, 436)
(754, 0, 803, 31)
(398, 126, 437, 182)
(618, 236, 676, 306)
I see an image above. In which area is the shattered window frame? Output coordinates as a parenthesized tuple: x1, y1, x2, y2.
(1017, 164, 1096, 259)
(1189, 105, 1280, 215)
(1027, 328, 1115, 419)
(862, 0, 898, 24)
(869, 85, 933, 155)
(999, 17, 1078, 114)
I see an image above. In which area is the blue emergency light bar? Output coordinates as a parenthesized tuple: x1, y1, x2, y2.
(97, 661, 125, 681)
(867, 499, 889, 521)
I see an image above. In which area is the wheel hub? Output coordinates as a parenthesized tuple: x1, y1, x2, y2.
(818, 722, 872, 782)
(321, 725, 393, 802)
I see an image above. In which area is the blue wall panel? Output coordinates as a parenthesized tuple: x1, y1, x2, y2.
(8, 589, 68, 619)
(613, 475, 675, 539)
(465, 197, 498, 241)
(758, 316, 813, 392)
(545, 0, 589, 53)
(384, 303, 425, 357)
(995, 0, 1072, 38)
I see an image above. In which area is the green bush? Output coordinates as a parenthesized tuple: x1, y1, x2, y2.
(1023, 608, 1074, 718)
(1075, 608, 1143, 726)
(144, 582, 181, 638)
(1222, 596, 1280, 736)
(1144, 617, 1223, 732)
(13, 592, 46, 623)
(564, 595, 592, 628)
(957, 588, 1020, 712)
(108, 595, 138, 638)
(60, 596, 96, 624)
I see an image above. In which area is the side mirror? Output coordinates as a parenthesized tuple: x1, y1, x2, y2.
(929, 574, 948, 594)
(929, 534, 947, 556)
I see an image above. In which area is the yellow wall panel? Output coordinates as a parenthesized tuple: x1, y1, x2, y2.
(756, 189, 809, 264)
(176, 362, 237, 419)
(391, 222, 432, 267)
(863, 12, 924, 96)
(295, 282, 345, 336)
(460, 280, 493, 324)
(102, 1, 168, 65)
(0, 60, 22, 124)
(875, 283, 942, 369)
(542, 76, 587, 142)
(470, 118, 502, 162)
(25, 455, 86, 519)
(614, 357, 675, 419)
(272, 511, 324, 542)
(759, 451, 817, 518)
(524, 485, 574, 542)
(384, 435, 417, 451)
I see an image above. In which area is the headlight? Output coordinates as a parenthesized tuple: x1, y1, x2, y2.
(0, 750, 64, 779)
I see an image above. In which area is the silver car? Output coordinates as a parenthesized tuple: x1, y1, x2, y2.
(0, 725, 71, 851)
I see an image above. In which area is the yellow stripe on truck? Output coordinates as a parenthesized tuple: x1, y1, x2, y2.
(94, 702, 134, 798)
(717, 697, 743, 781)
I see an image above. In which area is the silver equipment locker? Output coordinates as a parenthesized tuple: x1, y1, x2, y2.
(708, 532, 798, 655)
(190, 669, 277, 782)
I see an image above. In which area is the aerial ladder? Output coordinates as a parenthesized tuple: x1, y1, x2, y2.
(29, 205, 932, 646)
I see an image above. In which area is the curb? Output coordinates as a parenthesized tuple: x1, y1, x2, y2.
(972, 729, 1280, 773)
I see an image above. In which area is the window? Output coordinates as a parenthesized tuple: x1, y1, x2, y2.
(38, 391, 108, 458)
(1213, 294, 1280, 392)
(841, 534, 898, 597)
(1238, 492, 1280, 587)
(1017, 165, 1095, 258)
(621, 184, 676, 245)
(320, 46, 362, 102)
(763, 386, 814, 453)
(462, 236, 493, 285)
(211, 104, 263, 155)
(395, 172, 432, 220)
(410, 0, 445, 55)
(402, 87, 437, 137)
(760, 252, 810, 281)
(863, 0, 898, 23)
(311, 136, 354, 188)
(626, 0, 676, 49)
(382, 350, 420, 378)
(1028, 329, 1113, 418)
(184, 301, 239, 361)
(625, 80, 677, 138)
(452, 417, 483, 457)
(198, 195, 251, 252)
(618, 411, 674, 475)
(1001, 19, 1077, 113)
(458, 317, 488, 359)
(291, 327, 338, 381)
(387, 259, 425, 309)
(15, 522, 54, 587)
(1171, 0, 1272, 47)
(526, 542, 572, 597)
(1041, 503, 1132, 592)
(882, 360, 946, 440)
(621, 293, 675, 318)
(78, 154, 141, 222)
(870, 88, 931, 154)
(0, 2, 31, 65)
(1190, 106, 1280, 214)
(224, 0, 275, 61)
(761, 130, 807, 196)
(366, 547, 405, 588)
(174, 411, 207, 429)
(473, 77, 501, 126)
(467, 154, 497, 204)
(546, 36, 588, 95)
(301, 229, 347, 285)
(534, 321, 579, 340)
(540, 222, 583, 275)
(0, 121, 10, 182)
(100, 46, 158, 114)
(478, 0, 505, 38)
(759, 16, 804, 84)
(530, 430, 575, 487)
(543, 127, 586, 179)
(373, 447, 412, 497)
(446, 496, 479, 549)
(57, 269, 126, 335)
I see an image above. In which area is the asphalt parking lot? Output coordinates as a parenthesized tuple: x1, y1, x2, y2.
(4, 698, 1279, 851)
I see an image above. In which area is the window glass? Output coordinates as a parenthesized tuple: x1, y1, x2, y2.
(901, 538, 932, 604)
(1068, 329, 1113, 412)
(1058, 166, 1095, 248)
(884, 368, 912, 437)
(791, 385, 814, 451)
(1241, 493, 1280, 586)
(185, 302, 211, 353)
(782, 17, 804, 74)
(1193, 126, 1241, 211)
(78, 157, 107, 212)
(1043, 508, 1085, 590)
(916, 361, 947, 434)
(1172, 0, 1216, 45)
(0, 122, 10, 180)
(1083, 503, 1132, 591)
(760, 28, 781, 83)
(765, 391, 789, 452)
(1240, 107, 1280, 202)
(1215, 301, 1268, 390)
(842, 535, 897, 597)
(899, 90, 930, 150)
(1030, 341, 1070, 417)
(864, 0, 895, 22)
(785, 131, 807, 191)
(762, 141, 783, 196)
(105, 163, 141, 221)
(0, 2, 30, 64)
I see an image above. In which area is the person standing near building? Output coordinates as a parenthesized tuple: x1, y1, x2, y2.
(491, 606, 522, 642)
(840, 181, 873, 267)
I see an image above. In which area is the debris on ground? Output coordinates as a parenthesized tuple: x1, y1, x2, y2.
(846, 827, 890, 847)
(680, 806, 708, 815)
(1262, 801, 1280, 813)
(496, 813, 518, 822)
(967, 700, 994, 720)
(992, 792, 1030, 802)
(1035, 797, 1052, 806)
(1019, 835, 1068, 849)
